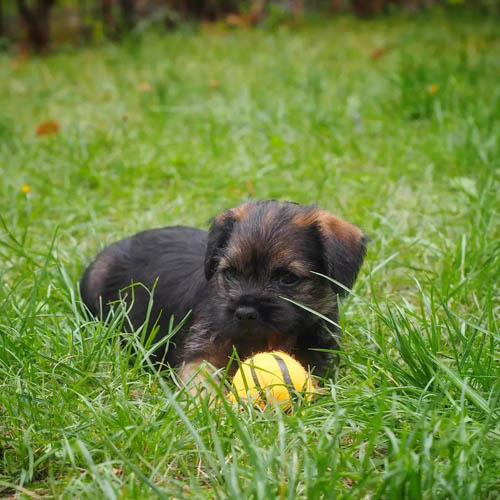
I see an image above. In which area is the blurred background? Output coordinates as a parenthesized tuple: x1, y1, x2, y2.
(2, 0, 498, 53)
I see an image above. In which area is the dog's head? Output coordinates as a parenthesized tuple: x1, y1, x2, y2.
(203, 201, 366, 350)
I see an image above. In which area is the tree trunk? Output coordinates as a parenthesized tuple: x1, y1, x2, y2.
(101, 0, 116, 38)
(120, 0, 136, 30)
(0, 0, 4, 39)
(17, 0, 56, 52)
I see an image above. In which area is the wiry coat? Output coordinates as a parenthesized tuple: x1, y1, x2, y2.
(80, 201, 367, 377)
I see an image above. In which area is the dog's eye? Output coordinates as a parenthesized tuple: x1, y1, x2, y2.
(223, 268, 238, 282)
(275, 270, 300, 286)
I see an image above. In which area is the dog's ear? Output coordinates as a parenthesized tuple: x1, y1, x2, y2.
(204, 210, 237, 280)
(315, 210, 367, 296)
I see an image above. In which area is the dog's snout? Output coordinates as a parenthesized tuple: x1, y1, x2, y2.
(235, 306, 258, 322)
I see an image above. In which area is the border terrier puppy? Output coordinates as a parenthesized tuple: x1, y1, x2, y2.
(80, 201, 366, 383)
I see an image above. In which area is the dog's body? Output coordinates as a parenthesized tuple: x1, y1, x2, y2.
(80, 226, 208, 366)
(80, 201, 366, 379)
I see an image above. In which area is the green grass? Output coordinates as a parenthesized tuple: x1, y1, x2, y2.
(1, 12, 499, 499)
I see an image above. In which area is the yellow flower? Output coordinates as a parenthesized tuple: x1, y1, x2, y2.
(21, 185, 31, 194)
(428, 84, 438, 95)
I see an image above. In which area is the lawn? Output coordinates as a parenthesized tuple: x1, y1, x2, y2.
(0, 11, 499, 499)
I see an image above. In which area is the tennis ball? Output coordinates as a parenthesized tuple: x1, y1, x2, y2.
(230, 351, 317, 410)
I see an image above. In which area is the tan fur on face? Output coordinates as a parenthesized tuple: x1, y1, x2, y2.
(231, 203, 251, 221)
(214, 202, 284, 227)
(220, 236, 309, 276)
(214, 203, 252, 225)
(286, 260, 310, 276)
(292, 209, 364, 251)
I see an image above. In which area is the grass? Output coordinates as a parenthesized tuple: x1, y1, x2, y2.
(1, 11, 499, 499)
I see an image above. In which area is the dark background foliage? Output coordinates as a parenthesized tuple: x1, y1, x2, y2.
(1, 0, 498, 53)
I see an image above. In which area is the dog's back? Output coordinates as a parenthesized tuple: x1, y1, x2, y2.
(80, 226, 208, 363)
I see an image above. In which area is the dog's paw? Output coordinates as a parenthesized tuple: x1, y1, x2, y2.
(178, 360, 222, 398)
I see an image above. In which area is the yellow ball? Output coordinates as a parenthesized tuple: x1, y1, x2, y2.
(230, 351, 317, 410)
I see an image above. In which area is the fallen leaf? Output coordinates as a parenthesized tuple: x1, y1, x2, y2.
(225, 12, 260, 28)
(137, 82, 152, 92)
(226, 13, 245, 27)
(10, 47, 30, 69)
(371, 47, 387, 60)
(342, 477, 355, 489)
(36, 120, 60, 137)
(428, 83, 438, 95)
(246, 179, 255, 196)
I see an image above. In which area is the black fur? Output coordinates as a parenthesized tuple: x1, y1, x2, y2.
(80, 226, 207, 364)
(80, 201, 367, 377)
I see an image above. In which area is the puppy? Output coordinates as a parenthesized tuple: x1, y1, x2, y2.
(80, 201, 366, 383)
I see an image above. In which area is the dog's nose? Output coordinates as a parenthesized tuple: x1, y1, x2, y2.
(235, 306, 258, 323)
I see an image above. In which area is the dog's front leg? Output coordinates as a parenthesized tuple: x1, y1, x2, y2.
(177, 333, 232, 396)
(177, 313, 241, 396)
(178, 358, 219, 393)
